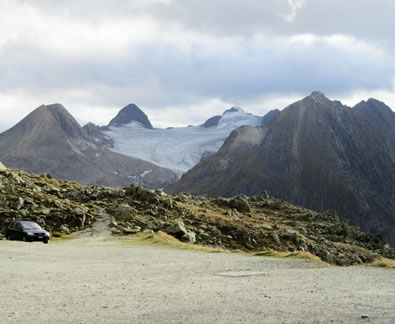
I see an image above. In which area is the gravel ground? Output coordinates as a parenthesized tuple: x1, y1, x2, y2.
(0, 237, 394, 324)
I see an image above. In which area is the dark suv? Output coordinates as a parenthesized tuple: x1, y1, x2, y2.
(6, 221, 50, 244)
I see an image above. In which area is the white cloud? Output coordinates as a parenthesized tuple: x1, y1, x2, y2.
(338, 82, 395, 110)
(284, 0, 306, 23)
(0, 1, 160, 60)
(146, 97, 232, 128)
(0, 0, 394, 133)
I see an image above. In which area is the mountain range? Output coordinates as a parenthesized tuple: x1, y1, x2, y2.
(102, 105, 274, 176)
(0, 92, 394, 243)
(0, 102, 270, 186)
(0, 104, 177, 188)
(167, 91, 395, 244)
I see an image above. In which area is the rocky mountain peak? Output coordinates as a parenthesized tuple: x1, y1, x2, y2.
(309, 91, 331, 105)
(261, 109, 280, 126)
(353, 98, 395, 148)
(201, 115, 221, 128)
(108, 104, 153, 129)
(354, 98, 395, 122)
(43, 103, 84, 138)
(223, 107, 244, 114)
(201, 107, 254, 128)
(365, 98, 394, 113)
(306, 91, 343, 109)
(3, 103, 84, 139)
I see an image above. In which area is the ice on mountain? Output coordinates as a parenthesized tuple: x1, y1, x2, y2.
(103, 108, 263, 177)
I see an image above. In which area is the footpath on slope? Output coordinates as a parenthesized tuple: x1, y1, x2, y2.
(71, 208, 112, 241)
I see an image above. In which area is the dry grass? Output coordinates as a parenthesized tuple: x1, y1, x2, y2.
(370, 258, 395, 269)
(178, 202, 232, 223)
(51, 234, 78, 242)
(118, 231, 225, 253)
(150, 231, 225, 253)
(254, 250, 329, 265)
(120, 230, 330, 264)
(333, 241, 370, 254)
(290, 251, 329, 265)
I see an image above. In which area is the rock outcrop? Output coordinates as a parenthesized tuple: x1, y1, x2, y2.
(0, 169, 95, 235)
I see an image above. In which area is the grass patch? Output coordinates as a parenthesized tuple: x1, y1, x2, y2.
(51, 234, 78, 242)
(151, 231, 226, 253)
(118, 233, 154, 246)
(254, 249, 328, 265)
(370, 258, 395, 269)
(333, 241, 370, 254)
(254, 251, 279, 257)
(119, 231, 226, 253)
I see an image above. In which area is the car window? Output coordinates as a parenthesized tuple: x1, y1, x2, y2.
(15, 223, 22, 230)
(21, 222, 42, 230)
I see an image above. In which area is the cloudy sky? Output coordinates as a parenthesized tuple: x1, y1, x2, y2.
(0, 0, 394, 131)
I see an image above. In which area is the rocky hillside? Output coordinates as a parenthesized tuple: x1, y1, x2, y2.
(167, 91, 395, 245)
(1, 166, 394, 266)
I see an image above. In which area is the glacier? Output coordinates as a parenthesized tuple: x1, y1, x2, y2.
(103, 108, 263, 178)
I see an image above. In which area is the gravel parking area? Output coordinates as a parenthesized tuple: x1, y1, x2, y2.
(0, 237, 394, 323)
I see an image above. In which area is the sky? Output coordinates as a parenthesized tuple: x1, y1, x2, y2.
(0, 0, 395, 131)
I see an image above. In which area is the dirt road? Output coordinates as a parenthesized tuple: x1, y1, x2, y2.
(0, 236, 394, 323)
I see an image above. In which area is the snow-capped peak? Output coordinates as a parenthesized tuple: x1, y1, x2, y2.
(223, 107, 244, 114)
(217, 107, 261, 129)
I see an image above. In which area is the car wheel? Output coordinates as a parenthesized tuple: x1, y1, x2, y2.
(22, 235, 30, 242)
(43, 239, 49, 244)
(6, 235, 11, 240)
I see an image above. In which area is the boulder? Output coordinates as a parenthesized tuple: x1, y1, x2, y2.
(280, 229, 299, 243)
(134, 215, 157, 230)
(59, 224, 70, 234)
(181, 231, 196, 244)
(271, 233, 282, 246)
(164, 218, 187, 237)
(227, 209, 240, 220)
(229, 195, 250, 213)
(109, 204, 134, 220)
(164, 218, 196, 243)
(253, 191, 270, 201)
(260, 223, 273, 231)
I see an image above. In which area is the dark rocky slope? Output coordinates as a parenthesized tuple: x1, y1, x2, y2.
(0, 166, 394, 266)
(0, 104, 177, 188)
(167, 92, 395, 244)
(353, 98, 395, 157)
